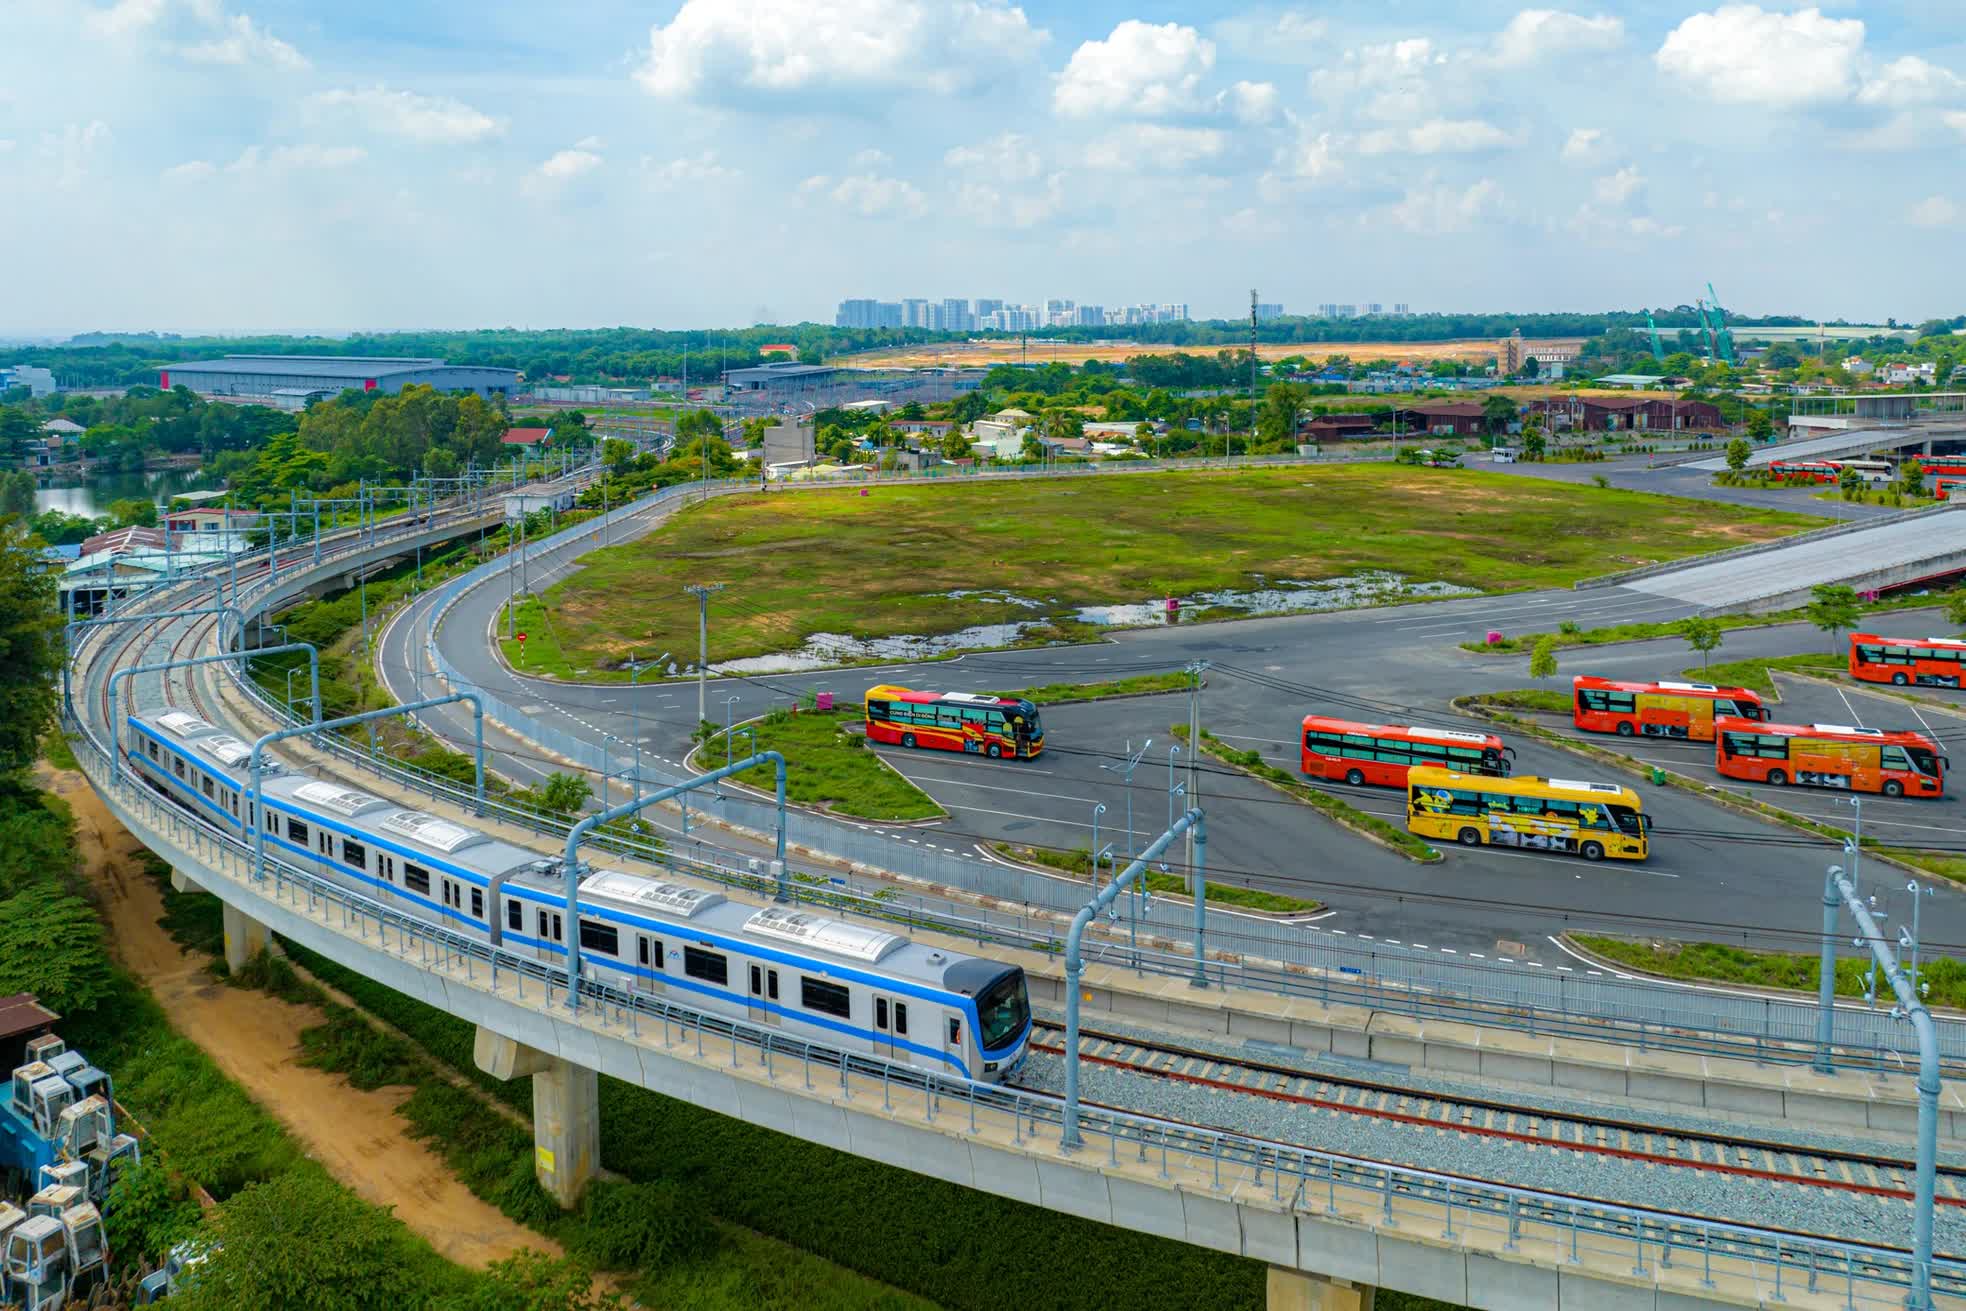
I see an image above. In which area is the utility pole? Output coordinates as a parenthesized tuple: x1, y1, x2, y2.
(1248, 288, 1259, 460)
(684, 583, 726, 725)
(1184, 661, 1208, 889)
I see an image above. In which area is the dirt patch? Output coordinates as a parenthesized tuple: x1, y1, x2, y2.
(41, 763, 559, 1271)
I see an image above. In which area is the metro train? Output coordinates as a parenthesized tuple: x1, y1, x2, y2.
(122, 708, 1032, 1082)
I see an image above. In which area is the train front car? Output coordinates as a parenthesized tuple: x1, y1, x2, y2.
(946, 958, 1031, 1081)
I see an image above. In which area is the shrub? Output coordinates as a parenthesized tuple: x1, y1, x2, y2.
(572, 1179, 714, 1271)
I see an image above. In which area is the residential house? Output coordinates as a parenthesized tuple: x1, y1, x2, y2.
(1391, 402, 1487, 436)
(500, 426, 553, 448)
(1533, 396, 1724, 433)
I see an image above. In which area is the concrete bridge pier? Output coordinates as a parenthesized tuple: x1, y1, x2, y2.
(472, 1026, 599, 1208)
(170, 866, 201, 894)
(1268, 1268, 1374, 1311)
(221, 901, 269, 972)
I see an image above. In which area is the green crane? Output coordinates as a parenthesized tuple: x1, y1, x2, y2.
(1646, 313, 1664, 361)
(1705, 281, 1737, 365)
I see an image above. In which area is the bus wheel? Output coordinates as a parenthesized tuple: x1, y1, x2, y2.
(1892, 673, 1909, 686)
(1580, 841, 1605, 862)
(1884, 780, 1904, 797)
(1345, 769, 1366, 787)
(1457, 827, 1481, 847)
(901, 734, 916, 749)
(1615, 722, 1634, 737)
(986, 742, 1003, 759)
(1767, 769, 1787, 786)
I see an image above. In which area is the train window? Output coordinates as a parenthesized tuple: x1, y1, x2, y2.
(342, 840, 367, 870)
(948, 1018, 961, 1045)
(403, 863, 431, 895)
(442, 883, 458, 909)
(893, 1002, 908, 1036)
(801, 977, 851, 1019)
(147, 740, 159, 761)
(683, 947, 728, 985)
(578, 919, 619, 955)
(201, 776, 214, 799)
(173, 757, 184, 779)
(286, 817, 308, 845)
(506, 901, 522, 932)
(379, 854, 394, 882)
(875, 998, 888, 1029)
(637, 937, 662, 970)
(535, 910, 563, 943)
(768, 970, 779, 1001)
(749, 966, 778, 1000)
(470, 889, 483, 919)
(749, 964, 761, 994)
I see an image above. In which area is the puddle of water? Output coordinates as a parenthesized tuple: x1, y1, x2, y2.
(711, 623, 1048, 675)
(1076, 571, 1474, 626)
(937, 590, 1047, 609)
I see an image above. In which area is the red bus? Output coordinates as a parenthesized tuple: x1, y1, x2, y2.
(1715, 717, 1947, 798)
(864, 686, 1043, 759)
(1850, 633, 1966, 688)
(1301, 716, 1512, 787)
(1572, 676, 1768, 741)
(1768, 460, 1842, 484)
(1915, 458, 1966, 478)
(1933, 476, 1966, 502)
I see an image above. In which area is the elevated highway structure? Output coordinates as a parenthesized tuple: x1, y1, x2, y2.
(64, 472, 1966, 1309)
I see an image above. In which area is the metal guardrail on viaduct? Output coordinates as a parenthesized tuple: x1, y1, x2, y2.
(64, 470, 1966, 1310)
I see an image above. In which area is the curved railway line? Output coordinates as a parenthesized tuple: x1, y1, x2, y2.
(1024, 1019, 1965, 1209)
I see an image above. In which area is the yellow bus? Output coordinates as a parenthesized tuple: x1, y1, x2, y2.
(1405, 766, 1649, 862)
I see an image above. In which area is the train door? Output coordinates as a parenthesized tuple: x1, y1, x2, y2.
(944, 1011, 966, 1076)
(873, 996, 908, 1060)
(532, 907, 564, 964)
(746, 964, 780, 1024)
(634, 936, 663, 995)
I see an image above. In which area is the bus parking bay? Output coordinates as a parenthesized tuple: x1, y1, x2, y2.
(863, 687, 1950, 966)
(1553, 674, 1966, 859)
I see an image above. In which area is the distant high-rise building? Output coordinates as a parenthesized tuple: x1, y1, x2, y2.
(1365, 303, 1383, 316)
(902, 298, 931, 328)
(1316, 303, 1338, 319)
(835, 299, 880, 329)
(1500, 328, 1525, 374)
(941, 298, 973, 332)
(1393, 303, 1412, 317)
(974, 298, 1004, 320)
(1075, 305, 1105, 326)
(1254, 303, 1284, 321)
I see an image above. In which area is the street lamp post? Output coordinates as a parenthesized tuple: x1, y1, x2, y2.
(721, 694, 740, 796)
(1089, 803, 1105, 888)
(627, 650, 670, 803)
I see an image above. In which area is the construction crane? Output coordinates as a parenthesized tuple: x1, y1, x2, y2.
(1646, 313, 1665, 361)
(1705, 282, 1737, 365)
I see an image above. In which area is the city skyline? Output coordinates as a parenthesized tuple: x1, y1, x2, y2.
(4, 2, 1965, 336)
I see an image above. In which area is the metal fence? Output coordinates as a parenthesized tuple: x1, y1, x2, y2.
(73, 471, 1966, 1076)
(60, 721, 1966, 1311)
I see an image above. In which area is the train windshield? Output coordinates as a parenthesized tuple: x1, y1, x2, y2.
(975, 969, 1030, 1051)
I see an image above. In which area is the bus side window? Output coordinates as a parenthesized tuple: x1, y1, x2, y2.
(867, 701, 890, 721)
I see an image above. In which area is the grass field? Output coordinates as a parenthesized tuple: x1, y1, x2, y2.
(506, 466, 1821, 675)
(1573, 934, 1966, 1007)
(841, 338, 1585, 369)
(704, 708, 943, 822)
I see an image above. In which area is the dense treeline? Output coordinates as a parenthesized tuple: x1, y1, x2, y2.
(0, 386, 291, 469)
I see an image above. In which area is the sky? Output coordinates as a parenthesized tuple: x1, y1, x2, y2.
(3, 1, 1964, 336)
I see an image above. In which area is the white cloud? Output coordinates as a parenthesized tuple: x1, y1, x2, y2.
(944, 133, 1042, 182)
(1948, 111, 1966, 140)
(1308, 37, 1446, 122)
(0, 140, 14, 155)
(1490, 10, 1624, 67)
(179, 10, 308, 70)
(40, 121, 112, 190)
(1625, 216, 1686, 238)
(954, 173, 1066, 229)
(1358, 118, 1518, 156)
(1381, 179, 1503, 234)
(1214, 12, 1326, 63)
(85, 0, 167, 36)
(1856, 56, 1966, 108)
(1225, 80, 1279, 125)
(638, 0, 1040, 102)
(1908, 196, 1959, 229)
(223, 144, 365, 173)
(1054, 20, 1215, 118)
(1283, 127, 1342, 182)
(310, 87, 503, 145)
(801, 172, 928, 218)
(1083, 124, 1228, 171)
(1560, 127, 1608, 165)
(1592, 165, 1645, 206)
(851, 147, 892, 169)
(538, 148, 601, 182)
(162, 159, 217, 183)
(642, 151, 739, 187)
(1656, 6, 1863, 108)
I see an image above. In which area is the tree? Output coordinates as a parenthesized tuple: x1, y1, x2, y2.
(1837, 464, 1863, 497)
(432, 1253, 622, 1311)
(520, 772, 592, 819)
(0, 470, 34, 520)
(1256, 381, 1309, 446)
(1528, 635, 1558, 683)
(1481, 394, 1517, 435)
(1745, 409, 1774, 441)
(937, 428, 972, 460)
(0, 523, 62, 770)
(1724, 438, 1751, 472)
(1898, 465, 1927, 499)
(108, 496, 159, 528)
(176, 1170, 421, 1311)
(1806, 583, 1861, 652)
(1679, 615, 1724, 671)
(1521, 425, 1547, 461)
(601, 438, 635, 475)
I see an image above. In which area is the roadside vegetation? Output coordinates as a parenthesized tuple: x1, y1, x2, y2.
(510, 466, 1818, 675)
(1172, 725, 1440, 863)
(991, 671, 1195, 704)
(989, 842, 1322, 915)
(1571, 934, 1966, 1009)
(699, 707, 944, 823)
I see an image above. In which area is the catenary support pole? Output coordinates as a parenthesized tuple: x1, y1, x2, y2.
(684, 582, 725, 725)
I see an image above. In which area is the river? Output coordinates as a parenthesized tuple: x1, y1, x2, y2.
(34, 468, 220, 518)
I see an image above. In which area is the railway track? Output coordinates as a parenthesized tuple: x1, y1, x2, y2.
(1027, 1019, 1965, 1207)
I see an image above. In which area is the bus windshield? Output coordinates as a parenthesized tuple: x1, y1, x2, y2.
(1909, 747, 1944, 777)
(975, 969, 1030, 1051)
(1610, 806, 1644, 836)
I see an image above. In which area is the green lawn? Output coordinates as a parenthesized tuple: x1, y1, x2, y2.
(992, 671, 1195, 704)
(504, 466, 1820, 674)
(1683, 653, 1846, 696)
(1464, 688, 1572, 714)
(705, 708, 944, 822)
(989, 842, 1322, 914)
(1466, 586, 1963, 654)
(1573, 934, 1966, 1008)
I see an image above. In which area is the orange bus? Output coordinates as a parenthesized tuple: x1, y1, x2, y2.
(1850, 633, 1966, 688)
(1301, 716, 1513, 788)
(864, 686, 1043, 759)
(1715, 718, 1947, 798)
(1572, 676, 1768, 741)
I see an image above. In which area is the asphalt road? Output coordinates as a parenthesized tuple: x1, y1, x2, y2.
(382, 485, 1966, 968)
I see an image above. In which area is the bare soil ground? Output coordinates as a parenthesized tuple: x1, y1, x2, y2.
(42, 763, 559, 1271)
(841, 337, 1586, 369)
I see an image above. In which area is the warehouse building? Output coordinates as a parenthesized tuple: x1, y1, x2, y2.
(159, 355, 520, 402)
